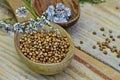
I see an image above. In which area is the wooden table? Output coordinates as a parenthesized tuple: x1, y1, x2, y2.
(0, 0, 120, 80)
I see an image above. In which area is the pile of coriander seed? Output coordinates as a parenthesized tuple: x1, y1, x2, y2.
(19, 30, 70, 63)
(92, 27, 120, 58)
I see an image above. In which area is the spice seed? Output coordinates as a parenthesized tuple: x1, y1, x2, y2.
(112, 38, 115, 41)
(117, 35, 120, 38)
(103, 50, 108, 55)
(109, 30, 112, 33)
(99, 48, 103, 51)
(115, 6, 119, 9)
(97, 41, 101, 45)
(116, 55, 120, 58)
(76, 46, 81, 50)
(80, 41, 83, 44)
(92, 32, 97, 35)
(102, 34, 106, 37)
(110, 35, 113, 38)
(111, 48, 115, 53)
(100, 27, 104, 31)
(92, 45, 96, 49)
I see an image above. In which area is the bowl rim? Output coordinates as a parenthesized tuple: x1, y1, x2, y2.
(14, 22, 74, 66)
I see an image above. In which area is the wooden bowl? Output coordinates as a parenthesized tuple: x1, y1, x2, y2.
(14, 22, 74, 75)
(31, 0, 80, 28)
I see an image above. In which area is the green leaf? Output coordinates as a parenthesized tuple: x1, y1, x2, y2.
(23, 0, 38, 18)
(78, 0, 106, 4)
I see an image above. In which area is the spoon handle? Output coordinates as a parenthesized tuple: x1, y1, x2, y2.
(6, 0, 34, 22)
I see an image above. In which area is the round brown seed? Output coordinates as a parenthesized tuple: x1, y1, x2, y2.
(109, 30, 112, 33)
(80, 41, 83, 44)
(112, 38, 115, 41)
(92, 32, 97, 35)
(92, 45, 96, 49)
(19, 31, 70, 64)
(103, 50, 108, 55)
(102, 34, 106, 37)
(100, 27, 104, 31)
(117, 35, 120, 39)
(116, 55, 120, 58)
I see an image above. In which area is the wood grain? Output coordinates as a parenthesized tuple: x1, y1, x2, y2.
(66, 0, 120, 72)
(0, 0, 119, 80)
(0, 31, 120, 80)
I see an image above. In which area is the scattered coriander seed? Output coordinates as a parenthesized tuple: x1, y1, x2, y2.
(100, 27, 104, 31)
(115, 49, 118, 53)
(109, 29, 112, 33)
(102, 34, 106, 37)
(115, 7, 119, 9)
(76, 46, 81, 50)
(99, 47, 103, 51)
(97, 41, 101, 45)
(110, 35, 113, 38)
(117, 50, 120, 54)
(80, 41, 83, 44)
(106, 38, 110, 41)
(113, 46, 117, 48)
(117, 35, 120, 38)
(111, 48, 116, 53)
(92, 45, 96, 49)
(92, 32, 97, 35)
(103, 50, 108, 55)
(112, 38, 115, 41)
(116, 55, 120, 58)
(101, 46, 106, 49)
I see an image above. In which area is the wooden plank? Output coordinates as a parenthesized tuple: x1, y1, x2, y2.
(74, 48, 120, 80)
(0, 0, 119, 80)
(0, 30, 119, 80)
(0, 31, 106, 80)
(66, 0, 120, 71)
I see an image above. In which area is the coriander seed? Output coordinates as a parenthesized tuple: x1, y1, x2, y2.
(80, 41, 83, 44)
(103, 50, 108, 55)
(92, 45, 96, 49)
(19, 31, 70, 64)
(117, 35, 120, 38)
(76, 46, 81, 50)
(110, 35, 113, 38)
(116, 55, 120, 58)
(102, 34, 106, 37)
(115, 7, 119, 9)
(112, 38, 115, 41)
(92, 32, 97, 35)
(109, 29, 112, 33)
(100, 27, 104, 31)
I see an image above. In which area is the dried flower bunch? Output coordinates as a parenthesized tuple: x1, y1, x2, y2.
(19, 30, 70, 63)
(43, 3, 71, 23)
(0, 6, 60, 34)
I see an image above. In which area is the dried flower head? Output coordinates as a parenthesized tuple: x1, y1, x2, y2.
(45, 3, 71, 23)
(0, 5, 61, 35)
(13, 22, 25, 33)
(16, 6, 28, 18)
(28, 18, 35, 25)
